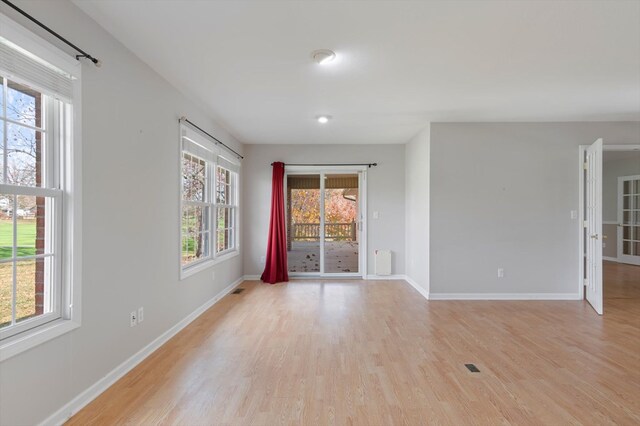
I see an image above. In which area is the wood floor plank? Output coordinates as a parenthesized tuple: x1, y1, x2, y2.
(68, 264, 640, 425)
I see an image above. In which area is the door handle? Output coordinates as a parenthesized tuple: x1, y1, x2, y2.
(590, 234, 599, 239)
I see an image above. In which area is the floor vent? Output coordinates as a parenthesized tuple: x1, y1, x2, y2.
(465, 364, 480, 373)
(231, 288, 245, 294)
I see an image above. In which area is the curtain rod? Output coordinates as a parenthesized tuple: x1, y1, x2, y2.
(180, 117, 244, 160)
(272, 162, 377, 168)
(1, 0, 101, 66)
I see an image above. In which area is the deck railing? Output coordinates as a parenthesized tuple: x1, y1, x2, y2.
(293, 222, 356, 241)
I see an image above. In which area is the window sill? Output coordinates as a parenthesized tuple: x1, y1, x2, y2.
(180, 250, 240, 280)
(0, 319, 80, 362)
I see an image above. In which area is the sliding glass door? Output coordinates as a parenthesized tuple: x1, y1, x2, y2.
(286, 169, 364, 276)
(323, 174, 360, 273)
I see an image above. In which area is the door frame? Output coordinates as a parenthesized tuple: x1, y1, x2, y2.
(284, 165, 368, 278)
(578, 144, 640, 302)
(617, 174, 640, 265)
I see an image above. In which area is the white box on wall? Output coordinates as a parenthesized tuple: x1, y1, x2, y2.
(375, 250, 392, 275)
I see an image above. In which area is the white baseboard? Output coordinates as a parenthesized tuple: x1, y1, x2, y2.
(429, 293, 582, 301)
(40, 276, 245, 426)
(365, 274, 406, 280)
(603, 256, 619, 262)
(403, 275, 429, 300)
(243, 274, 261, 280)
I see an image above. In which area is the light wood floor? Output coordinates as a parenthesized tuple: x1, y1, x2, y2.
(69, 275, 640, 425)
(604, 260, 640, 301)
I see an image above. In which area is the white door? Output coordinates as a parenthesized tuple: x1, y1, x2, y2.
(617, 175, 640, 265)
(585, 139, 603, 315)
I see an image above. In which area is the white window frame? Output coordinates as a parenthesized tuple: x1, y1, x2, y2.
(0, 13, 82, 362)
(214, 164, 238, 257)
(179, 125, 240, 279)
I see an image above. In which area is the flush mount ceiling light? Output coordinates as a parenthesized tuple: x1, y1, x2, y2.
(311, 49, 336, 65)
(316, 115, 331, 124)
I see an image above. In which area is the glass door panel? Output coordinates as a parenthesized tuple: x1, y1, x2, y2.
(323, 174, 359, 273)
(287, 174, 321, 273)
(620, 177, 640, 263)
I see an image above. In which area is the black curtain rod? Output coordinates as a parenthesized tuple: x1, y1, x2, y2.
(1, 0, 101, 66)
(180, 117, 244, 160)
(272, 162, 378, 168)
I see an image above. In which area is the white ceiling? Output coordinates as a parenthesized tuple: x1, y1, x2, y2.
(74, 0, 640, 145)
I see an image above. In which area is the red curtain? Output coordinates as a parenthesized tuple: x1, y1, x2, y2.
(261, 162, 289, 284)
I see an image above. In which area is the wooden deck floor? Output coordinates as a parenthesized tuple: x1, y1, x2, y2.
(288, 241, 359, 273)
(68, 271, 640, 425)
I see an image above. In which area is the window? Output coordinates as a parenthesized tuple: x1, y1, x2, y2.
(0, 14, 80, 360)
(215, 165, 237, 254)
(180, 126, 239, 276)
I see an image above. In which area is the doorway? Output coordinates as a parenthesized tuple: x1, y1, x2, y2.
(285, 168, 366, 277)
(580, 143, 640, 315)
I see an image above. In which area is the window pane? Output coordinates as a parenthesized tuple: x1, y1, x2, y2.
(202, 232, 210, 258)
(182, 153, 206, 202)
(7, 123, 44, 187)
(15, 257, 51, 323)
(216, 230, 225, 253)
(181, 205, 209, 265)
(0, 121, 4, 183)
(181, 206, 193, 264)
(6, 80, 41, 128)
(216, 167, 230, 204)
(16, 195, 48, 257)
(0, 261, 11, 328)
(0, 194, 13, 261)
(0, 76, 4, 117)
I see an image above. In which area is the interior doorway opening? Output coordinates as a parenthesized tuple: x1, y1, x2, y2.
(580, 144, 640, 315)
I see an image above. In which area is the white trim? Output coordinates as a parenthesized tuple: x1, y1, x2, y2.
(285, 165, 368, 173)
(243, 275, 261, 280)
(603, 144, 640, 152)
(429, 293, 582, 301)
(403, 275, 429, 300)
(38, 276, 245, 426)
(0, 319, 79, 362)
(179, 250, 240, 280)
(603, 256, 619, 262)
(578, 145, 586, 301)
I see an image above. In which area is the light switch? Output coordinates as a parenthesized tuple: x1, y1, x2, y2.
(570, 210, 578, 220)
(373, 211, 379, 219)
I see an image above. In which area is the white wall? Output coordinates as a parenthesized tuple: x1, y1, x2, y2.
(0, 1, 244, 425)
(242, 144, 405, 277)
(430, 122, 640, 297)
(404, 125, 430, 293)
(603, 153, 640, 222)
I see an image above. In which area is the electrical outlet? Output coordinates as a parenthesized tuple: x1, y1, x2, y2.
(497, 268, 505, 278)
(211, 271, 216, 281)
(130, 311, 137, 327)
(602, 242, 606, 248)
(137, 307, 144, 323)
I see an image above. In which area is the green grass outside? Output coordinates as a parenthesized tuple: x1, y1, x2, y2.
(0, 219, 37, 259)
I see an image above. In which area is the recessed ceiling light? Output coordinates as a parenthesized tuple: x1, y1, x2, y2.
(311, 49, 336, 65)
(316, 115, 331, 124)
